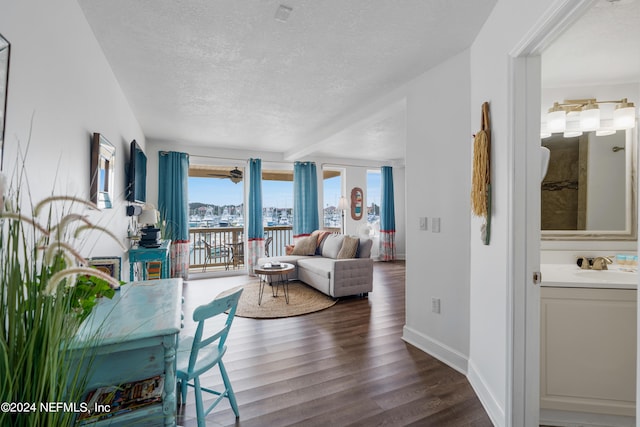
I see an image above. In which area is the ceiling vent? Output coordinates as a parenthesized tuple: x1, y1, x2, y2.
(274, 5, 293, 23)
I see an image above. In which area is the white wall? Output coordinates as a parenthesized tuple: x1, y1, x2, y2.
(0, 0, 145, 274)
(403, 49, 472, 372)
(466, 0, 587, 425)
(586, 131, 626, 230)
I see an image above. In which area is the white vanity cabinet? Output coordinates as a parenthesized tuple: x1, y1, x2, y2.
(540, 286, 636, 417)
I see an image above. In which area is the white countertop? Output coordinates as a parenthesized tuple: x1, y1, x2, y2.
(541, 263, 638, 289)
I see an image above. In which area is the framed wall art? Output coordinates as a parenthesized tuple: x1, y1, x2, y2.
(350, 187, 363, 220)
(88, 257, 122, 281)
(90, 133, 116, 209)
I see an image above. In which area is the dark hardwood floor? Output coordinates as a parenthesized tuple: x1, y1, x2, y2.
(177, 261, 493, 427)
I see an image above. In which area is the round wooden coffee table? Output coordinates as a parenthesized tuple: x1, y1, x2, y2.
(254, 262, 295, 305)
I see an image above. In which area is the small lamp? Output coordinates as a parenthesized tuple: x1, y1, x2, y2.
(337, 196, 348, 234)
(138, 207, 159, 228)
(138, 207, 161, 248)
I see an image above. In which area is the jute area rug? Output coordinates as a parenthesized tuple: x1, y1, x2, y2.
(221, 280, 337, 319)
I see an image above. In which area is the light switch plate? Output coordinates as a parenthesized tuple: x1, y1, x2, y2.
(419, 217, 428, 230)
(432, 217, 441, 233)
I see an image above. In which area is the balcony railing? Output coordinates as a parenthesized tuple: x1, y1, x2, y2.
(189, 225, 294, 273)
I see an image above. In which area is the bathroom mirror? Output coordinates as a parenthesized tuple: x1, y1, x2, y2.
(90, 133, 116, 209)
(541, 128, 636, 240)
(0, 33, 10, 171)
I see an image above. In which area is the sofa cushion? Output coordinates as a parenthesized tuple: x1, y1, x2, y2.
(291, 234, 318, 256)
(321, 234, 345, 259)
(297, 257, 333, 279)
(356, 238, 373, 259)
(337, 236, 359, 259)
(311, 229, 332, 255)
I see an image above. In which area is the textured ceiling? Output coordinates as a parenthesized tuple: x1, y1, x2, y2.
(77, 0, 496, 162)
(542, 0, 640, 88)
(78, 1, 635, 163)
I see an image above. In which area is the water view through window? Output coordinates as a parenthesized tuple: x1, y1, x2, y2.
(186, 168, 367, 271)
(187, 176, 296, 228)
(187, 171, 296, 270)
(367, 170, 381, 229)
(323, 173, 342, 229)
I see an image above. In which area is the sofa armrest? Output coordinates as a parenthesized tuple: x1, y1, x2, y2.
(332, 257, 373, 281)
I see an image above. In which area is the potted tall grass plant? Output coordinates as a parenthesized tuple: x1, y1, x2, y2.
(0, 167, 125, 426)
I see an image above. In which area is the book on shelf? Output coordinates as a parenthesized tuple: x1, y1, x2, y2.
(76, 375, 164, 425)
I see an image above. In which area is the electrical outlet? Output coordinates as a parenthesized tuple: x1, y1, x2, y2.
(431, 297, 441, 314)
(419, 217, 428, 230)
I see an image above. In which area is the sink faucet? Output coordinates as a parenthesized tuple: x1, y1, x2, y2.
(577, 256, 592, 269)
(592, 256, 612, 270)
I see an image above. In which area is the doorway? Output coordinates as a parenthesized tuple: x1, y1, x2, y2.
(513, 0, 639, 425)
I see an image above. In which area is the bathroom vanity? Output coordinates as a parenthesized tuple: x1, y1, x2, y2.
(540, 264, 637, 424)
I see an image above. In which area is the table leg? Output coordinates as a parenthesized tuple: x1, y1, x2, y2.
(258, 275, 266, 306)
(272, 273, 289, 304)
(281, 274, 289, 304)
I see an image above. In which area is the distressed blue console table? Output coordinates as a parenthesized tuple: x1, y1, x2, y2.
(71, 278, 183, 426)
(129, 240, 171, 281)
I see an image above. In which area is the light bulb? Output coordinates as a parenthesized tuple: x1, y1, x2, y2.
(546, 102, 566, 133)
(580, 101, 600, 132)
(613, 99, 636, 130)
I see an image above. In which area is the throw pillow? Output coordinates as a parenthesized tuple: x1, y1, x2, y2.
(285, 244, 295, 255)
(312, 229, 332, 254)
(356, 238, 373, 258)
(291, 234, 318, 256)
(337, 236, 359, 259)
(321, 234, 345, 259)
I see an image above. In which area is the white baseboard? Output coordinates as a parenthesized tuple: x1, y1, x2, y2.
(540, 409, 635, 427)
(467, 359, 505, 427)
(402, 326, 505, 427)
(401, 325, 468, 375)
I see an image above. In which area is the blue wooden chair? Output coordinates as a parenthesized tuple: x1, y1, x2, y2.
(176, 287, 243, 424)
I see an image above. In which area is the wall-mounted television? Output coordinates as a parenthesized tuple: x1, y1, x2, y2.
(127, 140, 147, 203)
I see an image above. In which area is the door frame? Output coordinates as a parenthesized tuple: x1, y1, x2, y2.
(507, 1, 597, 425)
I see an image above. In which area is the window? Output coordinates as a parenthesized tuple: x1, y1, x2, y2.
(367, 170, 381, 227)
(187, 173, 244, 228)
(322, 169, 343, 230)
(187, 164, 246, 273)
(261, 167, 294, 258)
(262, 178, 293, 227)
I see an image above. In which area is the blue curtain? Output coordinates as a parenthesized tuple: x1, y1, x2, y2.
(293, 161, 319, 237)
(380, 166, 396, 261)
(247, 159, 264, 273)
(158, 151, 190, 278)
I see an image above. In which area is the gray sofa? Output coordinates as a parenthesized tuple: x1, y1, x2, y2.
(257, 233, 373, 298)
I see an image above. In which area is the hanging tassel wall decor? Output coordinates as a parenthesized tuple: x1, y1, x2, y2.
(471, 102, 491, 245)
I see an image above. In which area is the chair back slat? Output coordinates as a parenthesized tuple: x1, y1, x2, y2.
(188, 287, 243, 373)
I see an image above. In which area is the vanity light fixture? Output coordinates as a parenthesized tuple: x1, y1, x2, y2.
(542, 98, 636, 138)
(546, 102, 567, 133)
(613, 98, 636, 129)
(563, 120, 583, 138)
(579, 100, 600, 132)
